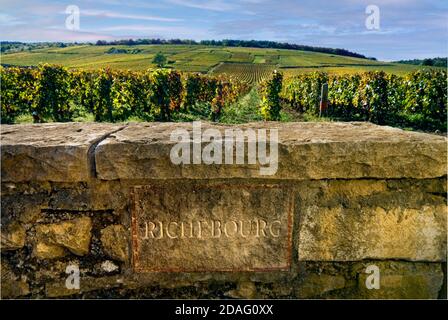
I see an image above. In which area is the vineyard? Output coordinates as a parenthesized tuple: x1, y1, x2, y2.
(1, 44, 434, 76)
(0, 65, 250, 124)
(278, 70, 447, 131)
(211, 63, 275, 84)
(1, 63, 446, 132)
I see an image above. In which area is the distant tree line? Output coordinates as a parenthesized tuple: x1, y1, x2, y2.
(95, 38, 371, 59)
(105, 47, 142, 54)
(395, 57, 447, 68)
(1, 41, 79, 53)
(2, 39, 371, 59)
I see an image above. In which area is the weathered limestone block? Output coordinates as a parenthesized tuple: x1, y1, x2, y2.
(95, 122, 447, 180)
(1, 192, 48, 225)
(45, 275, 124, 298)
(2, 122, 445, 182)
(356, 262, 443, 299)
(100, 225, 129, 262)
(34, 217, 92, 259)
(1, 222, 26, 251)
(321, 180, 388, 197)
(293, 178, 447, 211)
(1, 123, 124, 182)
(296, 274, 346, 298)
(298, 205, 447, 261)
(1, 261, 30, 298)
(47, 180, 128, 211)
(226, 281, 257, 299)
(33, 259, 81, 283)
(131, 184, 293, 272)
(34, 242, 67, 259)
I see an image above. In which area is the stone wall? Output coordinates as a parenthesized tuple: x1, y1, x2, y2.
(1, 122, 446, 299)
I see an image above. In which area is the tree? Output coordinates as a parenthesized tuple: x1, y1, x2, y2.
(152, 52, 167, 68)
(422, 58, 434, 66)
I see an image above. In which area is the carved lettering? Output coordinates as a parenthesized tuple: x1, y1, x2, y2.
(166, 222, 178, 239)
(211, 220, 221, 238)
(132, 184, 293, 272)
(140, 219, 283, 240)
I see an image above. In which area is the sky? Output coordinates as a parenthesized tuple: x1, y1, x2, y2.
(0, 0, 447, 61)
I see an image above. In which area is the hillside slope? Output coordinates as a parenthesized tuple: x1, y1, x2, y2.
(1, 44, 433, 80)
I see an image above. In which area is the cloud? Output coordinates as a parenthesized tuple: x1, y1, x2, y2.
(166, 0, 236, 12)
(80, 9, 182, 22)
(97, 24, 209, 39)
(0, 13, 26, 26)
(0, 26, 117, 42)
(0, 0, 446, 60)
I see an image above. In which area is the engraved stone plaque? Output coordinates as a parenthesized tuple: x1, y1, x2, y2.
(131, 184, 293, 272)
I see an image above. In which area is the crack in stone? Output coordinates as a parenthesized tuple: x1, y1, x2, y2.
(87, 125, 128, 178)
